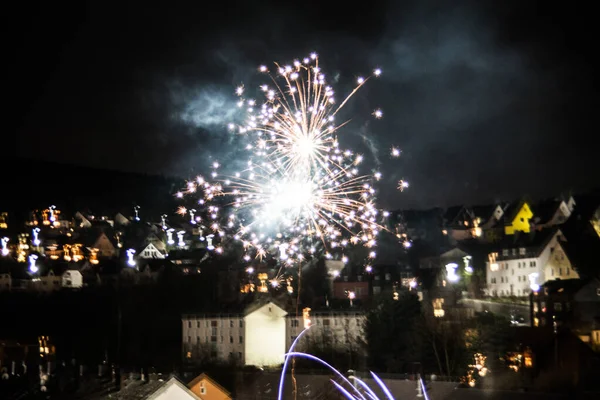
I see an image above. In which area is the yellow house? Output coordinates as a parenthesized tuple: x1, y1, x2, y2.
(505, 201, 534, 235)
(188, 373, 231, 400)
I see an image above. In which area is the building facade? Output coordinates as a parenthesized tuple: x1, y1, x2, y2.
(182, 302, 367, 367)
(486, 229, 579, 297)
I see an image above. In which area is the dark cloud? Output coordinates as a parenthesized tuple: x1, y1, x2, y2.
(9, 0, 598, 209)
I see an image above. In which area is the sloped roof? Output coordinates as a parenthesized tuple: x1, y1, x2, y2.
(99, 376, 200, 400)
(442, 205, 465, 225)
(470, 204, 498, 221)
(492, 227, 561, 255)
(542, 278, 587, 295)
(533, 198, 562, 224)
(187, 373, 231, 397)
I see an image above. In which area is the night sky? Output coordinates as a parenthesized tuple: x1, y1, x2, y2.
(7, 0, 599, 209)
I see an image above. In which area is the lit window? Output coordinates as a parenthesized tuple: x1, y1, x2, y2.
(200, 382, 206, 395)
(186, 351, 192, 359)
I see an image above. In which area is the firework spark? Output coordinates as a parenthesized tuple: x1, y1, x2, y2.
(179, 53, 403, 267)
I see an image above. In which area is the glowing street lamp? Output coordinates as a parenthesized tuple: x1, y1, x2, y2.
(347, 290, 356, 307)
(279, 243, 289, 260)
(206, 234, 215, 250)
(463, 255, 473, 274)
(133, 206, 140, 221)
(126, 249, 136, 267)
(189, 209, 196, 225)
(1, 237, 9, 256)
(28, 254, 39, 273)
(161, 214, 167, 230)
(32, 228, 41, 247)
(177, 231, 186, 247)
(48, 205, 56, 223)
(166, 228, 175, 245)
(528, 273, 540, 292)
(445, 262, 459, 282)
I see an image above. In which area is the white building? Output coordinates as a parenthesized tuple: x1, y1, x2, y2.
(62, 270, 83, 288)
(486, 228, 579, 297)
(139, 242, 166, 259)
(286, 310, 366, 353)
(182, 301, 286, 367)
(182, 302, 366, 367)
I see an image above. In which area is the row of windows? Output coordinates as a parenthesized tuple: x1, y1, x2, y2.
(517, 261, 537, 268)
(502, 248, 527, 257)
(187, 320, 244, 329)
(289, 318, 363, 327)
(187, 335, 243, 344)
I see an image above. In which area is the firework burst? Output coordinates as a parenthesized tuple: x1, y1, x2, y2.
(179, 53, 407, 267)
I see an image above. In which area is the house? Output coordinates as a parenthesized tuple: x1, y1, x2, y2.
(504, 200, 534, 235)
(101, 376, 201, 400)
(532, 278, 600, 349)
(533, 197, 575, 228)
(188, 373, 232, 400)
(443, 205, 503, 242)
(62, 269, 83, 288)
(139, 242, 166, 259)
(114, 213, 130, 226)
(486, 228, 580, 297)
(92, 232, 117, 258)
(74, 211, 92, 228)
(182, 301, 288, 367)
(332, 275, 369, 301)
(35, 268, 62, 292)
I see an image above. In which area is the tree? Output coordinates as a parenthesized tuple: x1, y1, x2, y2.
(364, 293, 423, 372)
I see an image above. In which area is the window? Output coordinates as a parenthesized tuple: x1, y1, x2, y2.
(567, 268, 570, 276)
(502, 249, 509, 256)
(239, 336, 243, 343)
(188, 321, 192, 328)
(554, 303, 562, 311)
(211, 336, 216, 342)
(197, 336, 200, 343)
(323, 319, 330, 326)
(519, 248, 526, 256)
(230, 336, 234, 343)
(268, 307, 272, 312)
(239, 320, 244, 328)
(200, 382, 206, 395)
(291, 319, 299, 327)
(512, 249, 517, 256)
(212, 327, 217, 336)
(532, 261, 536, 267)
(206, 321, 209, 328)
(211, 320, 217, 327)
(197, 321, 200, 328)
(230, 320, 234, 328)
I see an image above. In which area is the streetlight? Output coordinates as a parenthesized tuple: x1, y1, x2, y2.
(126, 249, 136, 267)
(29, 254, 39, 273)
(445, 263, 459, 283)
(1, 237, 9, 256)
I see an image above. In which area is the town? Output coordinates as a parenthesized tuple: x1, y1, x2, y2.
(1, 188, 599, 399)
